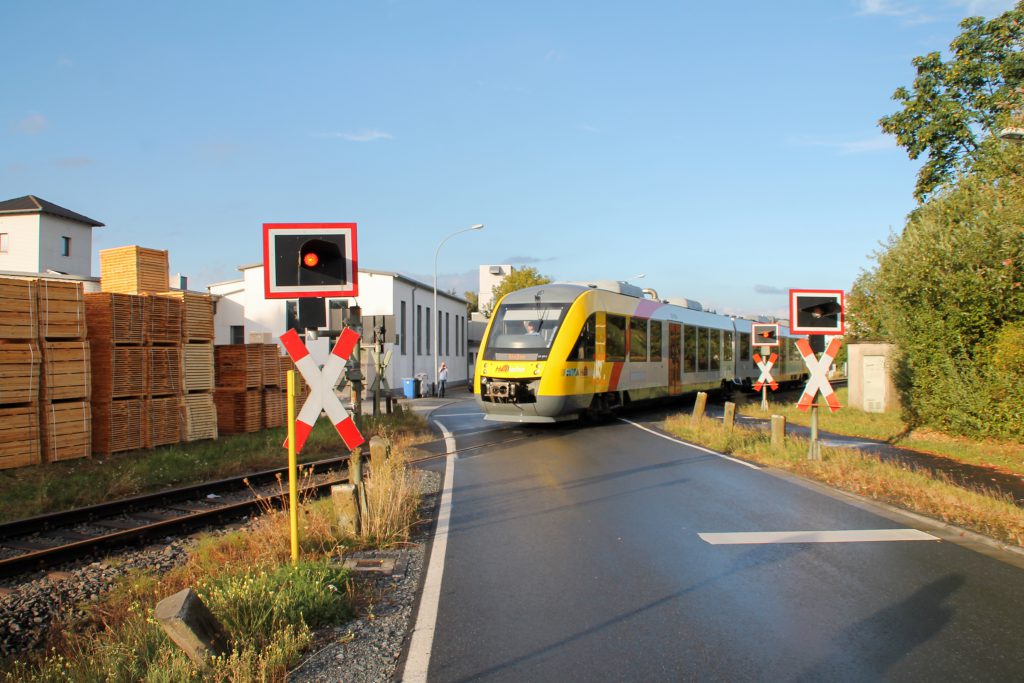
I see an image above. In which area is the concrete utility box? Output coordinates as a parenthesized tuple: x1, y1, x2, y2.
(847, 343, 899, 413)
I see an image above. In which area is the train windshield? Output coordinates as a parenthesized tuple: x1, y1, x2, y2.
(483, 302, 569, 361)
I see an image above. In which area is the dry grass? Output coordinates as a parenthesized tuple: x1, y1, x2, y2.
(665, 413, 1024, 548)
(352, 433, 422, 547)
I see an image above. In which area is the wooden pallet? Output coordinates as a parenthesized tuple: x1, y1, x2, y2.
(183, 343, 215, 392)
(181, 393, 218, 442)
(41, 401, 91, 462)
(91, 344, 147, 401)
(262, 345, 281, 387)
(36, 279, 87, 340)
(144, 295, 182, 344)
(0, 277, 37, 340)
(215, 344, 262, 389)
(213, 388, 262, 434)
(41, 341, 91, 402)
(146, 396, 181, 448)
(148, 346, 182, 396)
(157, 292, 214, 341)
(99, 246, 169, 295)
(262, 389, 286, 428)
(84, 293, 146, 344)
(92, 398, 145, 455)
(0, 404, 41, 469)
(0, 341, 41, 406)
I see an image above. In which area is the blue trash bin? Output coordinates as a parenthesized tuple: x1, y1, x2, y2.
(402, 378, 421, 399)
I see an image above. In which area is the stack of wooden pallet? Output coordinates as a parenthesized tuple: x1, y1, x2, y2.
(261, 345, 286, 428)
(213, 344, 264, 433)
(86, 293, 148, 455)
(37, 280, 91, 462)
(144, 295, 182, 448)
(0, 278, 41, 469)
(159, 291, 217, 442)
(99, 246, 169, 295)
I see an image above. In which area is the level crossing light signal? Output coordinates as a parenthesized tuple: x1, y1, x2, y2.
(789, 289, 844, 335)
(263, 223, 359, 299)
(751, 323, 780, 347)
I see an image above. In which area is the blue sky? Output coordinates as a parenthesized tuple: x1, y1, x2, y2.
(3, 0, 1016, 318)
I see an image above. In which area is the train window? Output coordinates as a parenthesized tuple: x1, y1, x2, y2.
(650, 321, 663, 362)
(723, 330, 734, 363)
(630, 318, 648, 362)
(739, 332, 750, 361)
(709, 330, 721, 371)
(482, 301, 569, 361)
(606, 315, 627, 361)
(683, 325, 696, 372)
(699, 327, 711, 371)
(568, 314, 597, 362)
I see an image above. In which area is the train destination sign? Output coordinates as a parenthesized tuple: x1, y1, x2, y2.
(280, 328, 365, 452)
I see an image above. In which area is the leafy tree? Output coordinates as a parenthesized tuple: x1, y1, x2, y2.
(486, 266, 553, 317)
(464, 290, 479, 314)
(879, 3, 1024, 201)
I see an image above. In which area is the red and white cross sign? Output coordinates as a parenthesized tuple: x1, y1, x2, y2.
(752, 352, 779, 392)
(280, 328, 365, 453)
(795, 337, 842, 413)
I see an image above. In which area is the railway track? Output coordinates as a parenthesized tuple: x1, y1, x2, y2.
(0, 455, 355, 579)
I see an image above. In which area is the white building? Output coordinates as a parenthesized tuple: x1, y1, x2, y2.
(209, 264, 472, 394)
(478, 264, 513, 315)
(0, 195, 103, 278)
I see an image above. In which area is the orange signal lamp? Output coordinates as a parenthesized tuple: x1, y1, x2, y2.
(760, 331, 771, 339)
(303, 252, 319, 268)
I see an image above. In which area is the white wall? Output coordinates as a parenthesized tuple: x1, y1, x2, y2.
(478, 264, 513, 314)
(38, 215, 93, 276)
(0, 214, 42, 273)
(209, 280, 245, 345)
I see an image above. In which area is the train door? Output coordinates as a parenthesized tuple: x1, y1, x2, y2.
(668, 323, 682, 395)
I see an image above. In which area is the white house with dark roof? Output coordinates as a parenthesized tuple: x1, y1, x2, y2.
(209, 264, 472, 394)
(0, 195, 103, 278)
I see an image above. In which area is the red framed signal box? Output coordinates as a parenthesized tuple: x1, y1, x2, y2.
(263, 223, 359, 299)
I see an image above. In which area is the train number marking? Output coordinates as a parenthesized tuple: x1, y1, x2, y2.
(795, 338, 842, 413)
(280, 328, 366, 453)
(752, 352, 779, 391)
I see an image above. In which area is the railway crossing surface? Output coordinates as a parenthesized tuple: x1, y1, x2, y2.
(402, 399, 1024, 681)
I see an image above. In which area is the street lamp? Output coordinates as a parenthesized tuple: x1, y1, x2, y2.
(434, 223, 484, 395)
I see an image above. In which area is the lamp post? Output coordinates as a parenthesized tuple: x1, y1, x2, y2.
(434, 223, 484, 395)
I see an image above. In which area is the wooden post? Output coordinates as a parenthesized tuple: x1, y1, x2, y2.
(369, 435, 387, 463)
(723, 401, 735, 430)
(771, 415, 786, 447)
(154, 588, 228, 669)
(691, 392, 707, 424)
(331, 484, 360, 535)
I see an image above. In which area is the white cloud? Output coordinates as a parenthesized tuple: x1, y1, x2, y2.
(790, 134, 895, 154)
(53, 157, 95, 168)
(855, 0, 1015, 20)
(14, 114, 48, 134)
(325, 130, 394, 143)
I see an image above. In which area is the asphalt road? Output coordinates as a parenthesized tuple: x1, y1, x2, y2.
(409, 398, 1024, 682)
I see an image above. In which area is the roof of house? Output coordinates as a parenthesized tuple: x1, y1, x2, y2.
(233, 263, 467, 304)
(0, 195, 104, 227)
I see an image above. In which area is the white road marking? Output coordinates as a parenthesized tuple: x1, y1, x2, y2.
(402, 419, 457, 682)
(698, 529, 938, 545)
(619, 418, 760, 470)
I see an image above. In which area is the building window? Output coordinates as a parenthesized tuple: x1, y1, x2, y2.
(417, 305, 422, 355)
(400, 301, 407, 355)
(61, 236, 71, 257)
(0, 233, 8, 253)
(437, 310, 442, 355)
(426, 307, 431, 355)
(230, 325, 245, 345)
(445, 312, 450, 355)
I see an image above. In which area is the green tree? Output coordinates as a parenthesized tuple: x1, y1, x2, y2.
(879, 3, 1024, 201)
(464, 290, 479, 314)
(487, 266, 553, 317)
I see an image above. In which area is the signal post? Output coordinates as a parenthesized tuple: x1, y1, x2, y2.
(789, 289, 845, 460)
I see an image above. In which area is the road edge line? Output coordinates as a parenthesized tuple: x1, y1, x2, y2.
(402, 419, 457, 682)
(619, 417, 760, 470)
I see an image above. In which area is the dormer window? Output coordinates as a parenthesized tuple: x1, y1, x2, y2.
(61, 236, 71, 257)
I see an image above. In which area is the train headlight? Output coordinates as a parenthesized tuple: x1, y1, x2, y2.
(482, 363, 489, 374)
(533, 364, 542, 375)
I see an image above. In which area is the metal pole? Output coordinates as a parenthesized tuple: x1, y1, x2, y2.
(808, 403, 821, 460)
(286, 370, 299, 566)
(434, 224, 484, 398)
(761, 385, 768, 412)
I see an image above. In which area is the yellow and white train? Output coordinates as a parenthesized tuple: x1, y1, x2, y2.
(474, 281, 806, 423)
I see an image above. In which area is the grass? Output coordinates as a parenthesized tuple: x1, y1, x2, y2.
(2, 435, 426, 682)
(737, 387, 1024, 476)
(665, 414, 1024, 549)
(0, 408, 429, 523)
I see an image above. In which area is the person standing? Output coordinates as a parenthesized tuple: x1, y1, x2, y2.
(438, 362, 448, 398)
